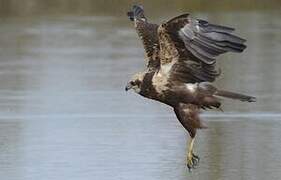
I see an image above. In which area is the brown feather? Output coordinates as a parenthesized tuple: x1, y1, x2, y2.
(174, 103, 207, 138)
(135, 20, 160, 68)
(156, 13, 245, 83)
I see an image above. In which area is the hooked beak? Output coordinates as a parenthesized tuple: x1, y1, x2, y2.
(125, 83, 132, 91)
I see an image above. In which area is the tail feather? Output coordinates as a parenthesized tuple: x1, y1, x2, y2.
(215, 90, 256, 102)
(127, 5, 146, 21)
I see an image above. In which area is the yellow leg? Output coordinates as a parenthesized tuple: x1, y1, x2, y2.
(186, 138, 200, 171)
(188, 138, 195, 160)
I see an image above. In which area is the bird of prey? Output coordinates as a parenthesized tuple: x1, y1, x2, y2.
(125, 5, 256, 170)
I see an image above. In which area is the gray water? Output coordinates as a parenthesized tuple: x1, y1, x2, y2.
(0, 3, 281, 180)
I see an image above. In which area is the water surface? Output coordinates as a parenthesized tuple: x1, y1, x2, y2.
(0, 3, 281, 180)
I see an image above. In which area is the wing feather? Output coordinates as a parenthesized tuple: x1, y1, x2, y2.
(178, 17, 246, 64)
(157, 14, 247, 82)
(127, 5, 160, 68)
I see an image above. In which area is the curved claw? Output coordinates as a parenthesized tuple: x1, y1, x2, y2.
(193, 153, 200, 162)
(187, 153, 200, 172)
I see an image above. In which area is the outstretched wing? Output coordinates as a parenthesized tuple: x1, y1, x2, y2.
(127, 5, 160, 69)
(174, 103, 206, 138)
(158, 14, 246, 83)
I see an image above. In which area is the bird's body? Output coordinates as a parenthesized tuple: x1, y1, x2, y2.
(125, 5, 256, 170)
(138, 69, 219, 108)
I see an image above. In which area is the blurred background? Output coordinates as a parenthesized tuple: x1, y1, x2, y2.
(0, 1, 280, 180)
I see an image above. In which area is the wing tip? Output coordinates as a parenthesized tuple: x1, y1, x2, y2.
(229, 43, 247, 53)
(127, 5, 146, 21)
(247, 96, 257, 102)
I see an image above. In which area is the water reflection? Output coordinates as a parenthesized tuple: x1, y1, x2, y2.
(0, 3, 280, 180)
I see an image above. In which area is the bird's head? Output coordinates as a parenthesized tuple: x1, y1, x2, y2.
(125, 72, 145, 94)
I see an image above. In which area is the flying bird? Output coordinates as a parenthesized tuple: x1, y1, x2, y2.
(126, 5, 256, 170)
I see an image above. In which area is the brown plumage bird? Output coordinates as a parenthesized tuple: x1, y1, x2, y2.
(125, 5, 256, 171)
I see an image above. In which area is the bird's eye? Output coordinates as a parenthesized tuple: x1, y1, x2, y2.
(130, 81, 136, 86)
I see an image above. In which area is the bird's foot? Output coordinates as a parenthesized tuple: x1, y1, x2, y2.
(186, 152, 200, 172)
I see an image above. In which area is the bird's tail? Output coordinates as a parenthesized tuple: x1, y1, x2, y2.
(215, 90, 256, 102)
(127, 5, 146, 21)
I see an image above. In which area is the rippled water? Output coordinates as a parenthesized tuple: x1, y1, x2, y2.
(0, 7, 281, 180)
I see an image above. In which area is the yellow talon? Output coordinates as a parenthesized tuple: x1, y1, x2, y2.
(186, 138, 199, 171)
